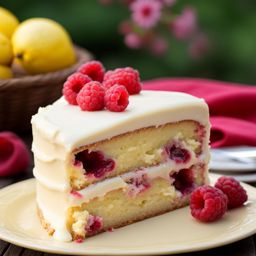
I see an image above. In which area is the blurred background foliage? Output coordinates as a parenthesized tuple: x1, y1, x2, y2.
(1, 0, 256, 84)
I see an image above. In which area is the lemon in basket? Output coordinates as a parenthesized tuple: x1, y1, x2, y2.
(0, 32, 13, 65)
(12, 18, 76, 74)
(0, 7, 19, 39)
(0, 65, 13, 79)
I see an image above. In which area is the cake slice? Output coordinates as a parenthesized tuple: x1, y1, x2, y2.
(32, 90, 210, 242)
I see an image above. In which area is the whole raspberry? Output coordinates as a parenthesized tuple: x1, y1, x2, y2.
(77, 81, 105, 111)
(63, 73, 91, 105)
(103, 67, 141, 95)
(215, 176, 248, 209)
(0, 132, 30, 177)
(190, 185, 228, 222)
(78, 61, 105, 82)
(104, 85, 129, 112)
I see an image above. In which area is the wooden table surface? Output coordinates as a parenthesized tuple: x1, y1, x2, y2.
(0, 135, 256, 256)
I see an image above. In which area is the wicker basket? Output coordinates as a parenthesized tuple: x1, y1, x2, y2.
(0, 46, 91, 133)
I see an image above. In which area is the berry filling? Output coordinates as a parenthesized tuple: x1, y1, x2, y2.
(85, 215, 103, 236)
(70, 190, 83, 199)
(126, 170, 150, 197)
(171, 168, 194, 194)
(166, 143, 191, 163)
(75, 150, 115, 178)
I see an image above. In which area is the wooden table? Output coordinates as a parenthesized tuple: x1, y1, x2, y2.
(0, 135, 256, 256)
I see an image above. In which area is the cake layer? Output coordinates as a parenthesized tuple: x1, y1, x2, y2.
(70, 120, 205, 189)
(36, 158, 208, 241)
(33, 120, 209, 191)
(32, 91, 210, 191)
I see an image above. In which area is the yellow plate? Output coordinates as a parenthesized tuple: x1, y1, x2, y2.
(0, 174, 255, 255)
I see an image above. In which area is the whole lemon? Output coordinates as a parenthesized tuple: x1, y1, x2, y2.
(0, 7, 19, 39)
(0, 32, 13, 65)
(12, 18, 76, 74)
(0, 65, 13, 79)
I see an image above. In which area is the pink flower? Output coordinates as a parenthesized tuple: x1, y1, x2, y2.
(131, 0, 162, 29)
(189, 33, 209, 59)
(171, 7, 197, 39)
(125, 33, 142, 48)
(150, 37, 168, 55)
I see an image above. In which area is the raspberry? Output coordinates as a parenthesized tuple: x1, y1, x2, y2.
(215, 176, 248, 209)
(190, 185, 228, 222)
(63, 73, 91, 105)
(104, 85, 129, 112)
(75, 149, 115, 178)
(0, 132, 30, 177)
(103, 67, 141, 94)
(78, 61, 105, 82)
(77, 81, 105, 111)
(86, 215, 103, 236)
(167, 144, 191, 163)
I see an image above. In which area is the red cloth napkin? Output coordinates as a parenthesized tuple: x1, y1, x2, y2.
(143, 78, 256, 148)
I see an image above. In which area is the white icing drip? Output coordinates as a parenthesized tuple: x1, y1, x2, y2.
(33, 168, 69, 191)
(32, 145, 56, 162)
(37, 196, 72, 242)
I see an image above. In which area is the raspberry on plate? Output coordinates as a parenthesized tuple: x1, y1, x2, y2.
(215, 176, 248, 209)
(190, 185, 228, 222)
(63, 73, 91, 105)
(104, 85, 129, 112)
(78, 61, 105, 82)
(103, 67, 141, 95)
(77, 81, 105, 111)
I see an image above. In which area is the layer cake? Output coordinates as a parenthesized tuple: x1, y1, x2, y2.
(32, 90, 210, 242)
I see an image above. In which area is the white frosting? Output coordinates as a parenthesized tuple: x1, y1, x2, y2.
(32, 90, 209, 151)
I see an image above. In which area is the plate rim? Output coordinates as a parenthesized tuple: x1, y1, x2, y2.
(0, 175, 256, 255)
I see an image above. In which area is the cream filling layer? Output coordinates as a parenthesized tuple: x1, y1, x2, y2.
(37, 151, 206, 242)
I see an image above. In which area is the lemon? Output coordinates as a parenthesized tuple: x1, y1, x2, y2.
(12, 18, 76, 74)
(0, 65, 13, 79)
(0, 32, 13, 65)
(0, 7, 19, 39)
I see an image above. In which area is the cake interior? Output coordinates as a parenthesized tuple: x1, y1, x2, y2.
(37, 120, 209, 241)
(70, 120, 205, 190)
(68, 163, 206, 240)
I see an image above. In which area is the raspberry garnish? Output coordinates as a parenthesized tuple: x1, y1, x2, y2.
(77, 81, 105, 111)
(104, 85, 129, 112)
(63, 73, 91, 105)
(103, 67, 141, 94)
(78, 61, 105, 82)
(215, 176, 248, 209)
(190, 185, 228, 222)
